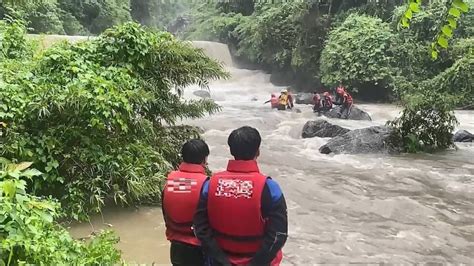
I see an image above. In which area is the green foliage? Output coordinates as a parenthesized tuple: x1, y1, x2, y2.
(0, 21, 227, 219)
(424, 54, 474, 108)
(0, 18, 31, 60)
(237, 3, 305, 68)
(24, 1, 65, 34)
(400, 0, 471, 58)
(0, 158, 121, 265)
(320, 14, 394, 97)
(388, 92, 458, 153)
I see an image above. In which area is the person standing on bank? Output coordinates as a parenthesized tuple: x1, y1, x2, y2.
(162, 139, 210, 266)
(194, 126, 288, 266)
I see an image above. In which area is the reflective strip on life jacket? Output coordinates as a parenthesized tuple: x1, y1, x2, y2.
(207, 170, 267, 254)
(163, 165, 207, 245)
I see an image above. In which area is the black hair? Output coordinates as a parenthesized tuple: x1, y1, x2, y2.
(313, 91, 318, 94)
(228, 126, 261, 160)
(181, 139, 210, 164)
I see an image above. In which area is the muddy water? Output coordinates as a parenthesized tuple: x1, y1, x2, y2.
(68, 206, 169, 264)
(69, 42, 474, 264)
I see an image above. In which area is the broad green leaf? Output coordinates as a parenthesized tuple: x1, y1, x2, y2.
(1, 181, 16, 199)
(405, 9, 413, 19)
(431, 50, 439, 60)
(441, 25, 453, 37)
(438, 36, 449, 48)
(449, 7, 461, 17)
(22, 169, 43, 179)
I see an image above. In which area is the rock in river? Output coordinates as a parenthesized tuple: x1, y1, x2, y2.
(453, 130, 474, 142)
(193, 89, 211, 99)
(295, 93, 314, 105)
(319, 126, 400, 154)
(323, 106, 372, 121)
(302, 120, 350, 139)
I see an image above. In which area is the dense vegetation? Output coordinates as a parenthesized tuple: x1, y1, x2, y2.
(0, 18, 227, 221)
(1, 159, 121, 264)
(0, 0, 186, 35)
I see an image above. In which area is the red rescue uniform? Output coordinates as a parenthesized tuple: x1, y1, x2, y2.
(343, 92, 353, 105)
(163, 163, 207, 246)
(207, 160, 283, 266)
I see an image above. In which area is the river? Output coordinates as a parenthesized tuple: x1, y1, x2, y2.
(70, 41, 474, 264)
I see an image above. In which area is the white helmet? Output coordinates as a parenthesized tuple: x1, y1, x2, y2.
(281, 89, 288, 93)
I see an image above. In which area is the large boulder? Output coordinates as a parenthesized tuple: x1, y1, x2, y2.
(453, 130, 474, 142)
(302, 120, 350, 139)
(324, 105, 372, 121)
(319, 126, 400, 154)
(295, 93, 313, 104)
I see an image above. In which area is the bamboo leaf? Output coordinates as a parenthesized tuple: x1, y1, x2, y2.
(437, 36, 449, 48)
(449, 7, 461, 17)
(441, 25, 453, 37)
(409, 2, 420, 12)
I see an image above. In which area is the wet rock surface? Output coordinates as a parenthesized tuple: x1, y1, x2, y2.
(302, 120, 350, 139)
(319, 126, 400, 154)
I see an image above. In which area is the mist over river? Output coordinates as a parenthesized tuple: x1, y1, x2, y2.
(70, 41, 474, 265)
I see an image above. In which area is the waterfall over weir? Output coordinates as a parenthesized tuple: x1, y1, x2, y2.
(191, 40, 234, 67)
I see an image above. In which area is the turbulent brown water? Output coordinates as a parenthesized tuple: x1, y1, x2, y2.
(69, 41, 474, 264)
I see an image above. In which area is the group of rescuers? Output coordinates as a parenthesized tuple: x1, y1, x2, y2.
(162, 126, 287, 266)
(265, 81, 353, 119)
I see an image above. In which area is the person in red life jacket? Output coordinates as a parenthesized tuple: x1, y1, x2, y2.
(264, 93, 279, 109)
(312, 92, 322, 115)
(321, 91, 333, 112)
(162, 139, 210, 266)
(194, 126, 288, 266)
(334, 82, 353, 119)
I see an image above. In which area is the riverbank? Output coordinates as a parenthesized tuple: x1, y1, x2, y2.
(68, 206, 170, 264)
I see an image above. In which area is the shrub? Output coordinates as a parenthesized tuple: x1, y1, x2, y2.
(0, 21, 227, 220)
(388, 92, 458, 153)
(0, 159, 121, 265)
(320, 14, 395, 99)
(236, 3, 304, 68)
(0, 18, 31, 60)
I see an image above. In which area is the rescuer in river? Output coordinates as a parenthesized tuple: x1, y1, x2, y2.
(162, 139, 210, 266)
(334, 82, 353, 119)
(194, 126, 288, 266)
(264, 93, 279, 109)
(277, 89, 291, 111)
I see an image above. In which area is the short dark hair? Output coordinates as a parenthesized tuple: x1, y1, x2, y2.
(228, 126, 261, 160)
(181, 139, 209, 164)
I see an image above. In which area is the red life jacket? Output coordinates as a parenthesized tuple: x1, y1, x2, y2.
(163, 163, 207, 246)
(323, 96, 333, 108)
(313, 94, 321, 107)
(344, 92, 353, 105)
(207, 160, 283, 266)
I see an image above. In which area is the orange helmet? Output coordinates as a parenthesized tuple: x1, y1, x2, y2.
(336, 87, 344, 94)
